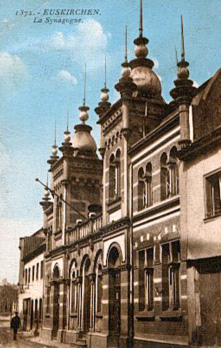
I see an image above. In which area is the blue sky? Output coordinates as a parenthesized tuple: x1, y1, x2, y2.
(0, 0, 220, 283)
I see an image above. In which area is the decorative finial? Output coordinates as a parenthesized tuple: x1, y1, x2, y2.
(83, 62, 87, 106)
(64, 109, 71, 143)
(52, 120, 58, 156)
(54, 119, 57, 146)
(139, 0, 143, 38)
(79, 64, 89, 124)
(175, 46, 178, 66)
(104, 55, 107, 89)
(181, 15, 185, 62)
(125, 25, 128, 63)
(66, 109, 69, 132)
(121, 26, 131, 78)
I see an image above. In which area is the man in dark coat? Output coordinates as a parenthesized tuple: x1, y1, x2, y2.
(11, 312, 20, 340)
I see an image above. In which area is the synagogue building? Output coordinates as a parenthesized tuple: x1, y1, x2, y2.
(18, 2, 221, 347)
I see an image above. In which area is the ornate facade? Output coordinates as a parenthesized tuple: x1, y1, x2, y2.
(18, 2, 221, 347)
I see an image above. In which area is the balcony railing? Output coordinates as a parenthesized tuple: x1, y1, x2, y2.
(68, 215, 103, 244)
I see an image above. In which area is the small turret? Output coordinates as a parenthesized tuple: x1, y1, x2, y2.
(170, 16, 197, 148)
(95, 57, 111, 117)
(47, 121, 59, 166)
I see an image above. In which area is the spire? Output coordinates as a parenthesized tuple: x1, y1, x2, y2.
(170, 16, 197, 111)
(54, 119, 57, 145)
(104, 55, 107, 89)
(47, 120, 59, 166)
(95, 56, 111, 117)
(115, 26, 137, 97)
(128, 0, 163, 99)
(59, 109, 74, 156)
(175, 46, 178, 66)
(181, 15, 185, 62)
(64, 109, 71, 143)
(66, 108, 69, 132)
(79, 63, 89, 124)
(139, 0, 143, 38)
(125, 25, 128, 64)
(83, 62, 87, 106)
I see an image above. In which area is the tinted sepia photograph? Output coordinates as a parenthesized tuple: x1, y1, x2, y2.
(0, 0, 220, 347)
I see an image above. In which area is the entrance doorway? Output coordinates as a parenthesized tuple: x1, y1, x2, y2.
(108, 246, 121, 348)
(198, 261, 221, 346)
(52, 282, 60, 338)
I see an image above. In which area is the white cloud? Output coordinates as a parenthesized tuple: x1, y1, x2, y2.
(58, 70, 78, 85)
(0, 52, 27, 88)
(51, 20, 108, 72)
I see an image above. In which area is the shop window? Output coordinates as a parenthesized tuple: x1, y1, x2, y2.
(205, 170, 221, 218)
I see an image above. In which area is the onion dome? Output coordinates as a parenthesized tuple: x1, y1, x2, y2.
(115, 26, 137, 98)
(170, 16, 197, 104)
(129, 0, 162, 99)
(71, 64, 98, 158)
(95, 57, 111, 117)
(47, 121, 59, 166)
(72, 124, 97, 155)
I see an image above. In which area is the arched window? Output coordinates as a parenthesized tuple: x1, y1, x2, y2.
(168, 147, 179, 196)
(96, 264, 103, 314)
(71, 271, 78, 314)
(109, 151, 121, 200)
(160, 153, 170, 200)
(145, 163, 152, 207)
(56, 194, 63, 230)
(138, 164, 153, 210)
(138, 167, 145, 210)
(115, 150, 121, 198)
(109, 154, 115, 200)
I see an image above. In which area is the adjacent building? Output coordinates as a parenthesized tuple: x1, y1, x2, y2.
(18, 2, 221, 348)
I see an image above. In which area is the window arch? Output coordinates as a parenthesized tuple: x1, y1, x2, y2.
(145, 163, 152, 207)
(109, 150, 121, 200)
(160, 153, 170, 200)
(56, 194, 63, 230)
(138, 167, 145, 210)
(138, 164, 153, 210)
(70, 269, 78, 314)
(168, 147, 179, 196)
(115, 149, 121, 197)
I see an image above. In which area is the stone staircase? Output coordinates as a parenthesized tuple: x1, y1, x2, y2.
(70, 336, 87, 348)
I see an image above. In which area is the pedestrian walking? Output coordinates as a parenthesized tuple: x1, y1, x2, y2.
(11, 311, 20, 340)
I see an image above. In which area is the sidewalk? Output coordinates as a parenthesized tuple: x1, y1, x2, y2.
(21, 331, 71, 348)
